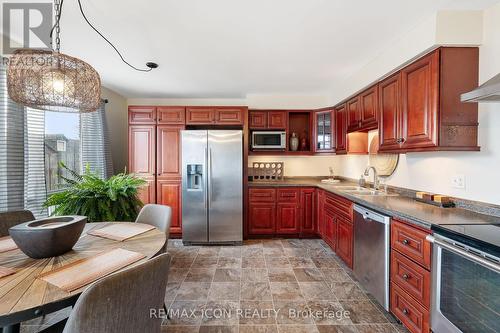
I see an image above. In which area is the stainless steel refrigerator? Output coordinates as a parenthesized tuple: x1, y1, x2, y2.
(181, 130, 243, 245)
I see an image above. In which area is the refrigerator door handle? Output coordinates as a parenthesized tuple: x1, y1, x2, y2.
(204, 147, 208, 209)
(208, 147, 213, 208)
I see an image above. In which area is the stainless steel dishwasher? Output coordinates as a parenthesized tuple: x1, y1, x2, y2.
(353, 204, 390, 311)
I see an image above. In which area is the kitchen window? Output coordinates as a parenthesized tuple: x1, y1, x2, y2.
(44, 111, 81, 193)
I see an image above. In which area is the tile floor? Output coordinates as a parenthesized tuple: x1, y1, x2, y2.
(20, 238, 410, 333)
(162, 238, 410, 333)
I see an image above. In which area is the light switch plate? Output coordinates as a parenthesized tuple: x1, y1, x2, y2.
(451, 174, 466, 189)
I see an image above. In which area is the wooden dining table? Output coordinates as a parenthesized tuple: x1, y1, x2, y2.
(0, 222, 166, 332)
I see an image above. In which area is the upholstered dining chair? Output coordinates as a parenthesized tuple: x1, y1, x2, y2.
(43, 253, 171, 333)
(135, 204, 172, 242)
(0, 210, 35, 237)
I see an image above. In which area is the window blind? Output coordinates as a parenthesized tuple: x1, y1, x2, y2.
(0, 62, 47, 217)
(80, 102, 113, 179)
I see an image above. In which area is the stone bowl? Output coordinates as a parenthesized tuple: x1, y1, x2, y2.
(9, 216, 87, 259)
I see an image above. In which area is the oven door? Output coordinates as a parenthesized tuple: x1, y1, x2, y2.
(427, 235, 500, 333)
(252, 131, 286, 149)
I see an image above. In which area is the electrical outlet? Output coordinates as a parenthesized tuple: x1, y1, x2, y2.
(451, 174, 466, 189)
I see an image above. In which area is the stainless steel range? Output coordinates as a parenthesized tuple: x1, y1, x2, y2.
(427, 224, 500, 333)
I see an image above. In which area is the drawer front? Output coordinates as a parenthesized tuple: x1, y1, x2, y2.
(391, 251, 430, 308)
(277, 188, 300, 203)
(324, 192, 353, 220)
(391, 282, 430, 333)
(391, 220, 431, 270)
(249, 188, 276, 202)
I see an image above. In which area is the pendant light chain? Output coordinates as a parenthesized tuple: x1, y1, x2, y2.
(54, 0, 61, 53)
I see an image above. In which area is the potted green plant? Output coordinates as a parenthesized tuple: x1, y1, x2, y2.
(44, 163, 146, 222)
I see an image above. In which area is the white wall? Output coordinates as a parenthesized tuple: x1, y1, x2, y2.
(101, 87, 128, 174)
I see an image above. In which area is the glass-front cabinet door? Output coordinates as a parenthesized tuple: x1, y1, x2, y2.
(315, 110, 335, 152)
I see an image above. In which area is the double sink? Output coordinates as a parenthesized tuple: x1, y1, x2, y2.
(333, 185, 398, 197)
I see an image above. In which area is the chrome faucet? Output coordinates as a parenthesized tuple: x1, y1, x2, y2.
(364, 166, 379, 190)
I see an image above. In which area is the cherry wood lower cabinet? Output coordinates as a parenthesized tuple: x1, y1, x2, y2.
(300, 188, 316, 237)
(323, 207, 337, 250)
(157, 179, 182, 236)
(391, 282, 430, 333)
(248, 202, 276, 235)
(318, 192, 354, 268)
(336, 216, 353, 268)
(390, 219, 432, 333)
(276, 203, 300, 234)
(137, 177, 156, 205)
(317, 190, 326, 238)
(248, 187, 316, 237)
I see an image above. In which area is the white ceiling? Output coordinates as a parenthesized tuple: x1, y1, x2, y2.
(58, 0, 499, 98)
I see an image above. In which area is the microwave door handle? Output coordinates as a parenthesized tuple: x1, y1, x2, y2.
(426, 235, 500, 273)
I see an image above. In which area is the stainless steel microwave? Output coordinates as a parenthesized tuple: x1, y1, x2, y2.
(251, 131, 286, 150)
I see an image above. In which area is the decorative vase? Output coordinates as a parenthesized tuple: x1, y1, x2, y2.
(300, 131, 308, 150)
(9, 216, 87, 259)
(290, 133, 299, 151)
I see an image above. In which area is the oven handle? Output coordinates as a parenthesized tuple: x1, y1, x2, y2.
(426, 235, 500, 273)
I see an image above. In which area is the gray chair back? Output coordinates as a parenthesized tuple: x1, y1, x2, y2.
(0, 210, 35, 237)
(135, 204, 172, 240)
(62, 253, 171, 333)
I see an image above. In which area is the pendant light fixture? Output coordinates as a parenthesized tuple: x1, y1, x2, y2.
(7, 0, 157, 113)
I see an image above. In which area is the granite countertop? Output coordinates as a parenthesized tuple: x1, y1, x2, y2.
(249, 177, 500, 229)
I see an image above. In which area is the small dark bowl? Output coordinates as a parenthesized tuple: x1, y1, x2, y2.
(9, 216, 87, 259)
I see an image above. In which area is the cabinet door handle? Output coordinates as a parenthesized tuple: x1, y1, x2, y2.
(402, 308, 410, 316)
(402, 274, 410, 280)
(402, 239, 410, 245)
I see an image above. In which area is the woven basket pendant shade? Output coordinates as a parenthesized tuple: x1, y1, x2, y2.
(7, 48, 101, 113)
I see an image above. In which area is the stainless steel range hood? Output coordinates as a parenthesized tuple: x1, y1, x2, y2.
(461, 73, 500, 102)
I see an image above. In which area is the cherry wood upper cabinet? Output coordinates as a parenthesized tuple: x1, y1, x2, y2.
(360, 85, 378, 129)
(268, 111, 287, 129)
(157, 179, 182, 235)
(157, 125, 183, 178)
(186, 106, 245, 125)
(249, 110, 286, 129)
(215, 107, 245, 125)
(379, 73, 402, 151)
(400, 51, 439, 150)
(128, 125, 155, 175)
(314, 109, 335, 153)
(335, 104, 347, 154)
(157, 106, 185, 124)
(186, 107, 215, 124)
(347, 97, 361, 132)
(128, 106, 156, 124)
(378, 47, 479, 153)
(249, 111, 267, 129)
